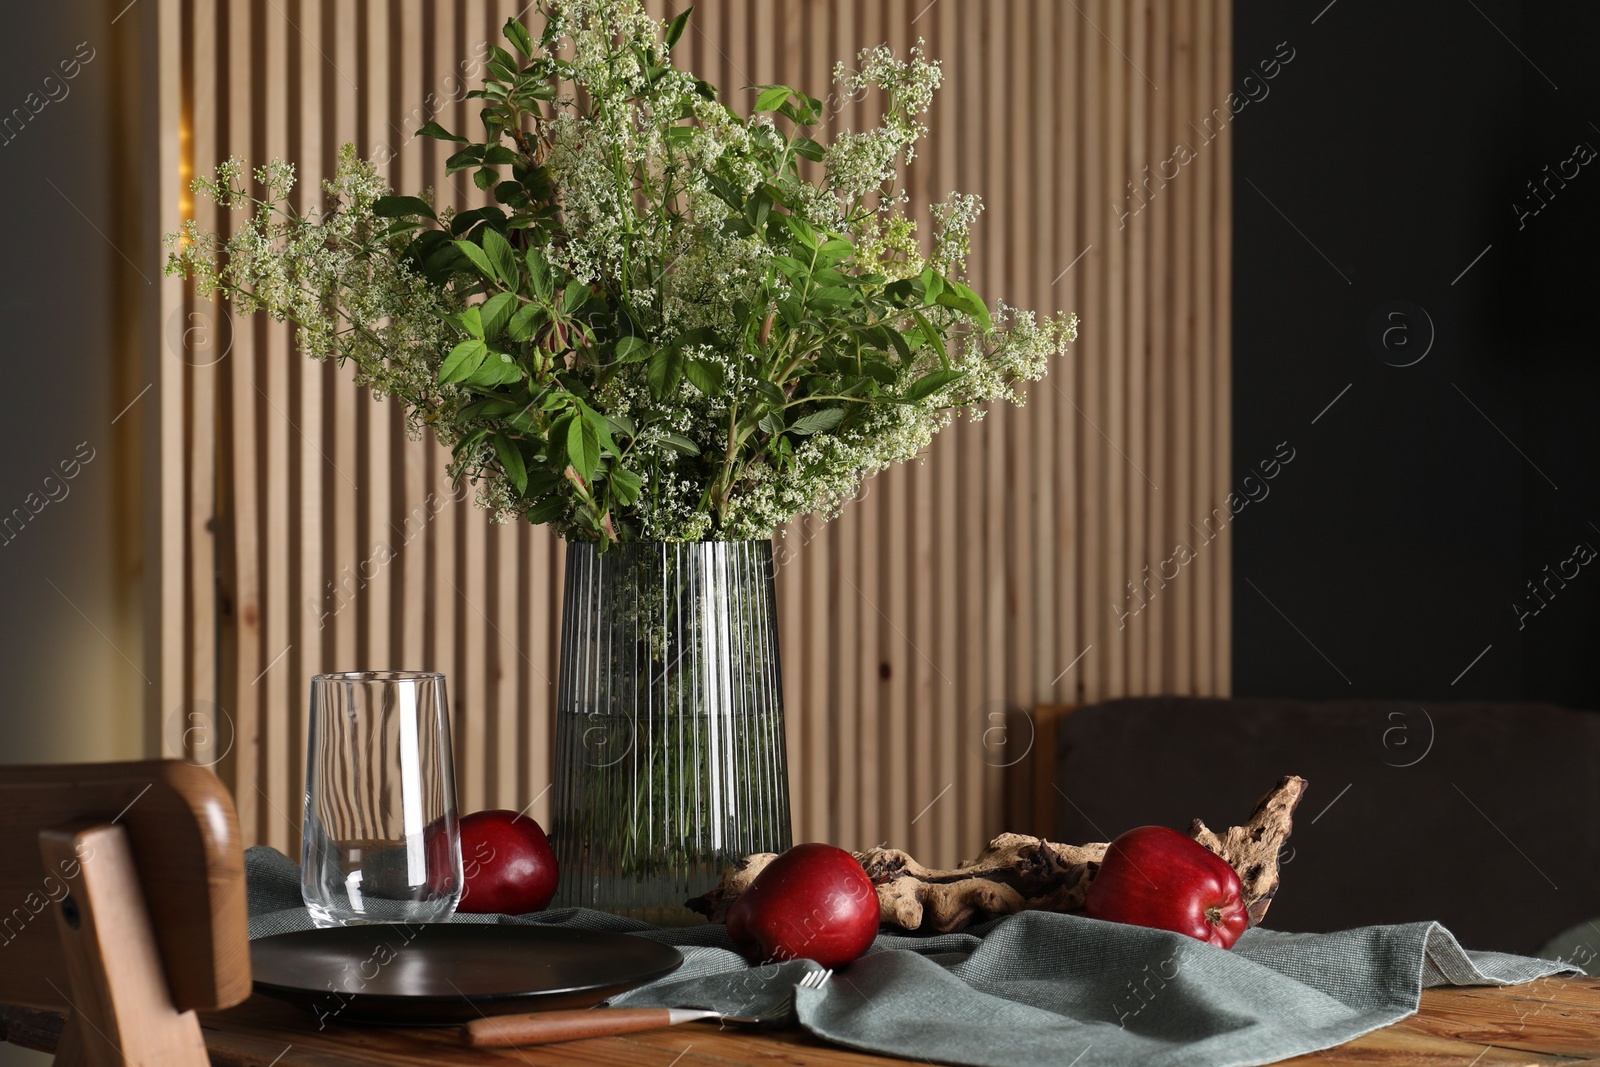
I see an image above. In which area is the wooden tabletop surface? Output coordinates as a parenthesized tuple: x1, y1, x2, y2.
(9, 975, 1600, 1065)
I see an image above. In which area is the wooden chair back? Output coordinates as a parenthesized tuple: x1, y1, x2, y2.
(0, 760, 251, 1065)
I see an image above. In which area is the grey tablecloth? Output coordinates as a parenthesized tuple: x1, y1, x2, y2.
(247, 847, 1574, 1067)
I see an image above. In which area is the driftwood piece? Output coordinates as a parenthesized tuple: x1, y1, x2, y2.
(687, 776, 1307, 934)
(1190, 775, 1307, 926)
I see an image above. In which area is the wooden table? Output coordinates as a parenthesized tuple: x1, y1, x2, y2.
(9, 976, 1600, 1065)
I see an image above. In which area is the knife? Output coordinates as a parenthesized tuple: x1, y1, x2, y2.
(460, 1006, 763, 1047)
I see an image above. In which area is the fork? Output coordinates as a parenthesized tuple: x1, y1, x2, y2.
(460, 967, 834, 1047)
(798, 968, 833, 993)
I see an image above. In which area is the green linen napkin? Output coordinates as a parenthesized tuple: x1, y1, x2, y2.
(245, 846, 1574, 1067)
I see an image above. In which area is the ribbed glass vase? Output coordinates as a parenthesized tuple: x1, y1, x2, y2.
(550, 540, 792, 925)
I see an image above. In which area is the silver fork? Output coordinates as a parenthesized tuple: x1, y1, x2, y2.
(798, 968, 833, 993)
(462, 967, 835, 1048)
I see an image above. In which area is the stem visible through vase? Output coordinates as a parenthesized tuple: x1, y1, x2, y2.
(551, 540, 791, 925)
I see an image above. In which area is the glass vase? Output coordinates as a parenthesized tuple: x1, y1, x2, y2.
(550, 540, 792, 925)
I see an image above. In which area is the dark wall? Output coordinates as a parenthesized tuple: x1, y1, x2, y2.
(1233, 0, 1600, 707)
(0, 2, 143, 770)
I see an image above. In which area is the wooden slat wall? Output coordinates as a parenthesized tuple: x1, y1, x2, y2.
(150, 0, 1233, 869)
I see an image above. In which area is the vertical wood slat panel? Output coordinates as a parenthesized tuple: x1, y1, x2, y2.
(397, 0, 429, 686)
(903, 0, 935, 865)
(426, 0, 463, 824)
(224, 0, 262, 843)
(154, 0, 186, 763)
(291, 0, 326, 860)
(181, 0, 220, 780)
(262, 0, 292, 853)
(929, 0, 960, 871)
(1170, 0, 1196, 697)
(1077, 0, 1106, 714)
(159, 0, 1233, 871)
(1212, 0, 1235, 698)
(1192, 0, 1218, 699)
(1128, 0, 1151, 699)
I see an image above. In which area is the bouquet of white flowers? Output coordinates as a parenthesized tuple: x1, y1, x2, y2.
(168, 0, 1075, 548)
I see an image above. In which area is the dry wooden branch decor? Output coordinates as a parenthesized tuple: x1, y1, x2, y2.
(689, 777, 1307, 934)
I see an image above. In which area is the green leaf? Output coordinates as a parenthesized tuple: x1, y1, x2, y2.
(752, 379, 787, 409)
(664, 7, 692, 50)
(647, 348, 682, 400)
(482, 144, 519, 166)
(473, 167, 499, 191)
(454, 240, 497, 283)
(449, 205, 507, 234)
(494, 434, 528, 494)
(373, 195, 437, 220)
(782, 214, 819, 250)
(661, 432, 701, 456)
(415, 121, 467, 143)
(525, 247, 551, 298)
(808, 286, 856, 311)
(609, 466, 643, 506)
(461, 398, 520, 420)
(526, 495, 567, 524)
(480, 292, 519, 341)
(754, 85, 792, 112)
(684, 357, 723, 395)
(673, 325, 720, 348)
(903, 368, 964, 403)
(860, 357, 897, 387)
(566, 416, 600, 480)
(883, 326, 913, 364)
(936, 281, 992, 330)
(791, 137, 825, 162)
(507, 302, 543, 342)
(470, 353, 523, 387)
(772, 254, 808, 281)
(546, 415, 572, 463)
(817, 237, 853, 262)
(503, 17, 534, 57)
(579, 403, 618, 456)
(758, 411, 784, 435)
(444, 146, 485, 174)
(614, 335, 653, 363)
(561, 281, 588, 315)
(445, 306, 484, 339)
(607, 414, 638, 439)
(439, 339, 488, 384)
(482, 228, 519, 287)
(913, 309, 948, 369)
(788, 407, 846, 435)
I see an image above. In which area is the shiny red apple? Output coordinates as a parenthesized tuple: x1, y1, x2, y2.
(1083, 825, 1249, 949)
(455, 809, 560, 914)
(726, 843, 880, 968)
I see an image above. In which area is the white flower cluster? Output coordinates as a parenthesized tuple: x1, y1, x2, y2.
(168, 145, 465, 445)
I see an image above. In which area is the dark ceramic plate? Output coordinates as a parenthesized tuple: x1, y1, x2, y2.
(250, 923, 683, 1025)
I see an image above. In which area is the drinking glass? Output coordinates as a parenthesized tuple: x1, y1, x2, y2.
(301, 671, 462, 927)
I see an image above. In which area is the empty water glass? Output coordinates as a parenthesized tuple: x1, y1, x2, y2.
(301, 671, 462, 927)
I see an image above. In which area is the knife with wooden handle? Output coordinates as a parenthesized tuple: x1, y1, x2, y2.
(461, 1007, 755, 1047)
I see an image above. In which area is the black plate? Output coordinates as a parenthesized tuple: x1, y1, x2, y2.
(250, 923, 684, 1025)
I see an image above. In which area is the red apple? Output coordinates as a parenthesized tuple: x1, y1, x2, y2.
(726, 843, 880, 968)
(455, 809, 560, 914)
(1083, 825, 1249, 949)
